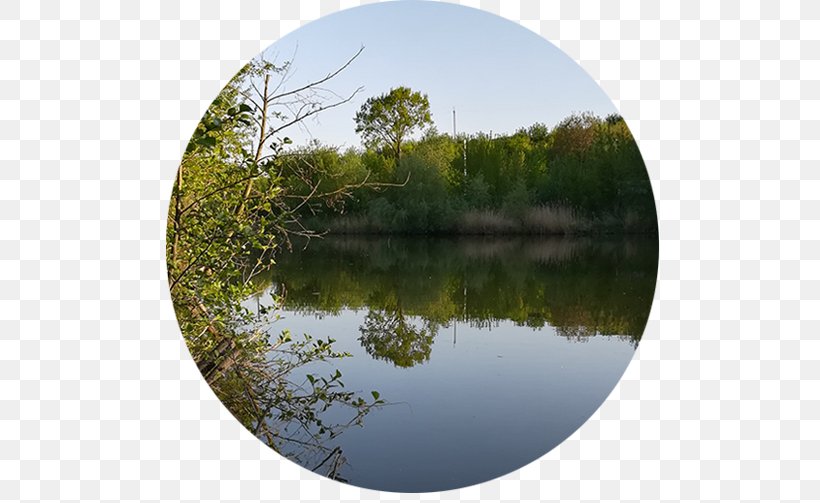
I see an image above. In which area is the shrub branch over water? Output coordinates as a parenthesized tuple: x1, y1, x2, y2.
(167, 51, 384, 480)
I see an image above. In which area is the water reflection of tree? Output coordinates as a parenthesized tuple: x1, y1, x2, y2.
(358, 302, 436, 368)
(556, 326, 640, 348)
(260, 236, 657, 350)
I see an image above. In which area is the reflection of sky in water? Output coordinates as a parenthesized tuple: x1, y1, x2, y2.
(268, 308, 635, 492)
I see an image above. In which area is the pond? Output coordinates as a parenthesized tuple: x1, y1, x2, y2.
(246, 236, 657, 492)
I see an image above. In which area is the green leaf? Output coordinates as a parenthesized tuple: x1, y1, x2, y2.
(197, 136, 216, 148)
(371, 391, 380, 401)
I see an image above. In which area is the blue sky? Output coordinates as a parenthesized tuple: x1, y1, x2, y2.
(255, 1, 618, 149)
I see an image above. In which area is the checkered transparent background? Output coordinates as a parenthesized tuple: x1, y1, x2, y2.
(1, 0, 817, 500)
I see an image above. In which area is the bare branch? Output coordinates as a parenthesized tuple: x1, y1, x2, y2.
(273, 86, 364, 137)
(269, 46, 364, 103)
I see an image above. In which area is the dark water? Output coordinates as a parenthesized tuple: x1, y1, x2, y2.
(249, 236, 657, 492)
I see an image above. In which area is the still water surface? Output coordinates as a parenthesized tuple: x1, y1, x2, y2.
(250, 236, 657, 492)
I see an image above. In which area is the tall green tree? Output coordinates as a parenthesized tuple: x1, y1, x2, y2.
(354, 86, 432, 162)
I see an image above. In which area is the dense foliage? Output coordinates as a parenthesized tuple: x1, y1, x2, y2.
(289, 112, 656, 235)
(167, 54, 382, 479)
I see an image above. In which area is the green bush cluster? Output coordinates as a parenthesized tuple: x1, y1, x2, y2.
(285, 113, 657, 234)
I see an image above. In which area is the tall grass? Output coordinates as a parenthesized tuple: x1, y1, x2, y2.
(456, 211, 518, 234)
(312, 205, 609, 235)
(456, 206, 589, 235)
(521, 206, 589, 234)
(308, 204, 657, 236)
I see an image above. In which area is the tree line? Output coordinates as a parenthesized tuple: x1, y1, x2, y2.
(278, 87, 657, 235)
